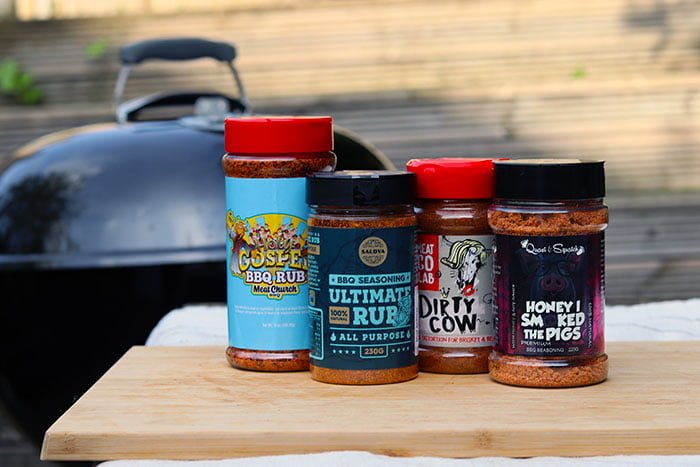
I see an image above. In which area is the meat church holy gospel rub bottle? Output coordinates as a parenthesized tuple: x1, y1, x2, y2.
(223, 117, 336, 371)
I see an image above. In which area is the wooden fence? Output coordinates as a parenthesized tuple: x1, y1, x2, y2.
(1, 0, 699, 304)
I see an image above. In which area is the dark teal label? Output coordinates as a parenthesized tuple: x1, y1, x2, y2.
(308, 225, 417, 370)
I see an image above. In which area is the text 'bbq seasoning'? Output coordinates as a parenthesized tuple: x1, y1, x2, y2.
(306, 171, 418, 384)
(223, 116, 336, 371)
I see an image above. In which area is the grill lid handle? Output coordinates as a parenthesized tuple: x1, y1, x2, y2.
(120, 38, 236, 64)
(114, 38, 248, 123)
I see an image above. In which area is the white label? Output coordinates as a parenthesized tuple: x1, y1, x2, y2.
(417, 234, 495, 348)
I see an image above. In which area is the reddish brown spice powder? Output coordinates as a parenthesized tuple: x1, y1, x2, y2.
(223, 155, 333, 179)
(488, 208, 609, 237)
(225, 347, 310, 372)
(489, 353, 608, 388)
(489, 201, 609, 388)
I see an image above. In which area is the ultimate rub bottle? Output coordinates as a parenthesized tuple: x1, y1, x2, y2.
(223, 117, 336, 371)
(306, 171, 418, 385)
(489, 159, 608, 388)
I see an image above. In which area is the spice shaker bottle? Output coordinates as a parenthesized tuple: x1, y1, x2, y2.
(406, 158, 496, 374)
(489, 159, 608, 388)
(223, 116, 336, 371)
(306, 171, 418, 384)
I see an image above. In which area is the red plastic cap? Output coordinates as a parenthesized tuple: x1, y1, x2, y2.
(224, 116, 333, 154)
(406, 158, 501, 199)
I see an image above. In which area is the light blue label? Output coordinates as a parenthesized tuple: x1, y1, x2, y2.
(225, 177, 309, 350)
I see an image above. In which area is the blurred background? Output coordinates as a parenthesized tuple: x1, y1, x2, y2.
(1, 0, 699, 465)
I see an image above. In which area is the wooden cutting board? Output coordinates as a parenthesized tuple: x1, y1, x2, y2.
(42, 342, 700, 461)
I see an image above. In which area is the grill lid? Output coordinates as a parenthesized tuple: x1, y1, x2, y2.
(0, 121, 393, 270)
(0, 121, 227, 269)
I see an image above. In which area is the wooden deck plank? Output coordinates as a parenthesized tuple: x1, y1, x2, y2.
(0, 0, 698, 305)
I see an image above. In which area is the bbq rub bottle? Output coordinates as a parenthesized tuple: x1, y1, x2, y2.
(306, 171, 419, 384)
(489, 159, 608, 388)
(223, 117, 336, 371)
(407, 158, 497, 374)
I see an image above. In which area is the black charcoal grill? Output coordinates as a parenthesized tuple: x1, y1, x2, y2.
(0, 38, 392, 444)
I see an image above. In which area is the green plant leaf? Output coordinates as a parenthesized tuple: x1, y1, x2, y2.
(85, 38, 110, 60)
(0, 58, 44, 105)
(14, 72, 35, 92)
(571, 67, 587, 80)
(0, 59, 20, 92)
(17, 87, 43, 105)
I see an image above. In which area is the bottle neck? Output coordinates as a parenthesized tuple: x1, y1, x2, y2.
(226, 151, 335, 160)
(489, 198, 608, 235)
(415, 198, 491, 209)
(493, 198, 605, 208)
(309, 204, 414, 217)
(414, 198, 491, 234)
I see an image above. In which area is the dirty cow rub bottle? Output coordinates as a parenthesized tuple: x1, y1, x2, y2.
(222, 117, 336, 371)
(407, 158, 497, 374)
(306, 171, 418, 384)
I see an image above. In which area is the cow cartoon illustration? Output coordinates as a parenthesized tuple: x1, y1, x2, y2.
(440, 239, 489, 296)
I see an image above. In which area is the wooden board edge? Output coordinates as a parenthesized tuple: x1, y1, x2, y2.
(40, 342, 700, 460)
(39, 345, 145, 460)
(40, 427, 700, 461)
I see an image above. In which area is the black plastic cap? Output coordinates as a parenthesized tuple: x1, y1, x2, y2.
(494, 159, 605, 200)
(306, 170, 416, 206)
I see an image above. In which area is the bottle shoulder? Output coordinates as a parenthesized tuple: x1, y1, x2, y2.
(414, 199, 491, 235)
(488, 200, 608, 235)
(222, 152, 336, 178)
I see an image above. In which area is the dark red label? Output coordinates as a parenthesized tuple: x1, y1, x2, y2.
(494, 233, 604, 357)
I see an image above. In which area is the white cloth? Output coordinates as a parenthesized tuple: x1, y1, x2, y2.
(126, 299, 700, 467)
(101, 452, 700, 467)
(146, 299, 700, 346)
(145, 304, 228, 346)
